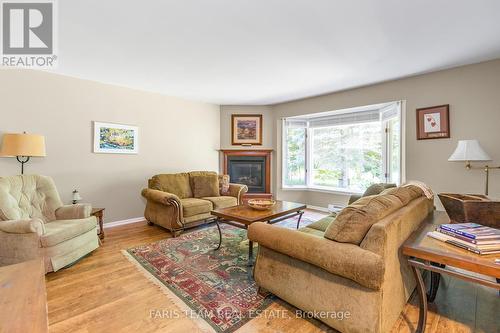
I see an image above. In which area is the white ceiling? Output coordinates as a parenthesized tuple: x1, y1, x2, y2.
(52, 0, 500, 105)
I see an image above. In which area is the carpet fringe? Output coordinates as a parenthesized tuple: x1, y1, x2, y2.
(121, 249, 216, 333)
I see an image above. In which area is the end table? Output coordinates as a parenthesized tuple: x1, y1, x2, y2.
(403, 211, 500, 333)
(91, 208, 105, 240)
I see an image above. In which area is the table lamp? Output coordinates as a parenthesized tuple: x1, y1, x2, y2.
(448, 139, 499, 195)
(72, 189, 82, 204)
(0, 132, 46, 174)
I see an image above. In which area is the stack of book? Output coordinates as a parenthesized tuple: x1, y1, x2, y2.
(427, 223, 500, 255)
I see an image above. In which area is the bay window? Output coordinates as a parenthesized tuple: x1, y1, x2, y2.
(282, 101, 403, 193)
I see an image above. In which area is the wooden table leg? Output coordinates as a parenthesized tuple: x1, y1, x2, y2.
(410, 263, 428, 333)
(97, 214, 104, 240)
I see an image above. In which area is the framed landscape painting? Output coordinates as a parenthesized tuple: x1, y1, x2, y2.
(93, 121, 139, 154)
(231, 114, 263, 145)
(416, 105, 450, 140)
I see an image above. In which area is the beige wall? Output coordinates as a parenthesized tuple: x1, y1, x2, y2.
(272, 59, 500, 208)
(0, 70, 220, 223)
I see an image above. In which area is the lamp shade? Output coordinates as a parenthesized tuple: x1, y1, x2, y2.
(448, 139, 491, 162)
(0, 133, 46, 157)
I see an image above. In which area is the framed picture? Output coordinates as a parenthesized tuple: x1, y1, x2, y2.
(416, 105, 450, 140)
(231, 114, 263, 145)
(93, 121, 139, 154)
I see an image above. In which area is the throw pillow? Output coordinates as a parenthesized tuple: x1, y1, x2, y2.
(192, 174, 220, 198)
(218, 174, 230, 195)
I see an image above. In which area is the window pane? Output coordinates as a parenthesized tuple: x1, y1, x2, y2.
(388, 117, 400, 184)
(311, 122, 382, 192)
(284, 127, 306, 186)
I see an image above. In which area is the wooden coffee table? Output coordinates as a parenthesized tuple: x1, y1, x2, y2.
(211, 200, 307, 264)
(403, 211, 500, 333)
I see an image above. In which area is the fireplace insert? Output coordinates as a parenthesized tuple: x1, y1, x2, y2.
(227, 156, 266, 193)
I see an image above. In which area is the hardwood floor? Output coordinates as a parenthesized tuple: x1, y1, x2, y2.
(46, 211, 499, 333)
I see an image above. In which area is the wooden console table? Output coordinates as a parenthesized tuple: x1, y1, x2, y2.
(0, 259, 48, 333)
(403, 211, 500, 333)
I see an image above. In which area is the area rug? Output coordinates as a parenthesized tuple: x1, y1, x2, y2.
(122, 215, 316, 333)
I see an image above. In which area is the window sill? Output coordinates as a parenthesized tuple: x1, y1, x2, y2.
(281, 186, 361, 196)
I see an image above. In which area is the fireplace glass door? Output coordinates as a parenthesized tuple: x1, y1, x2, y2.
(227, 156, 266, 193)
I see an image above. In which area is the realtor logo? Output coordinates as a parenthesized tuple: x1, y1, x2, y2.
(1, 0, 57, 67)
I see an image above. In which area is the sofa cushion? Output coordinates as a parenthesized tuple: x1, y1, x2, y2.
(188, 171, 217, 189)
(202, 196, 237, 209)
(324, 193, 406, 245)
(180, 198, 213, 217)
(363, 183, 396, 197)
(218, 174, 230, 195)
(41, 216, 97, 247)
(298, 227, 325, 237)
(150, 173, 192, 199)
(306, 215, 335, 232)
(192, 174, 220, 198)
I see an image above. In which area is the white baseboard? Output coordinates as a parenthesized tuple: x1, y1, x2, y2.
(306, 205, 329, 213)
(104, 217, 145, 229)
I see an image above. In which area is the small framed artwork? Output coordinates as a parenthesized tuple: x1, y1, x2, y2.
(231, 114, 263, 145)
(416, 105, 450, 140)
(93, 121, 139, 154)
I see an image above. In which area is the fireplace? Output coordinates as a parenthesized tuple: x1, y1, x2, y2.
(221, 150, 272, 200)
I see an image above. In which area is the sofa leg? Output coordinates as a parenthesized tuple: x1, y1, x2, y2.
(146, 220, 154, 226)
(171, 229, 182, 238)
(257, 286, 270, 297)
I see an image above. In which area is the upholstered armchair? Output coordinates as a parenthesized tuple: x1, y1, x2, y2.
(0, 175, 99, 273)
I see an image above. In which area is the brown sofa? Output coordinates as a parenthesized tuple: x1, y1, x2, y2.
(248, 185, 433, 333)
(141, 171, 247, 236)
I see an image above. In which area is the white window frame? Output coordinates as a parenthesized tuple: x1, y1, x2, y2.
(281, 101, 405, 195)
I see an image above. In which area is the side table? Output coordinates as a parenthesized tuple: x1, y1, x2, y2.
(403, 211, 500, 333)
(91, 208, 105, 240)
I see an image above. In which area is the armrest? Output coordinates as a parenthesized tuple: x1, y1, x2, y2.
(55, 204, 92, 220)
(141, 188, 181, 206)
(227, 183, 248, 204)
(248, 223, 385, 290)
(0, 218, 45, 235)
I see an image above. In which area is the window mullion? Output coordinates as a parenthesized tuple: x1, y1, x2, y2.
(305, 124, 312, 187)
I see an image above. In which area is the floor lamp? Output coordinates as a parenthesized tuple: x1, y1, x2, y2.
(0, 133, 46, 174)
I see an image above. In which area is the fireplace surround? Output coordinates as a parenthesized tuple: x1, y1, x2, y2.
(220, 149, 272, 200)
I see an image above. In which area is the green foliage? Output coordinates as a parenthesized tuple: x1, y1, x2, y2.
(284, 121, 386, 192)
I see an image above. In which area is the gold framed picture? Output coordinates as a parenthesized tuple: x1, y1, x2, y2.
(231, 114, 262, 145)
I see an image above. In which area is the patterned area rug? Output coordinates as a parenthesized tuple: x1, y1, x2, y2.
(123, 215, 316, 333)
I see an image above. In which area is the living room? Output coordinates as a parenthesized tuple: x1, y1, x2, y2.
(0, 1, 499, 333)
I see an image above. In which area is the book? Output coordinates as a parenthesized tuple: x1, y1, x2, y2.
(439, 223, 500, 240)
(431, 231, 500, 250)
(437, 227, 500, 245)
(427, 231, 500, 255)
